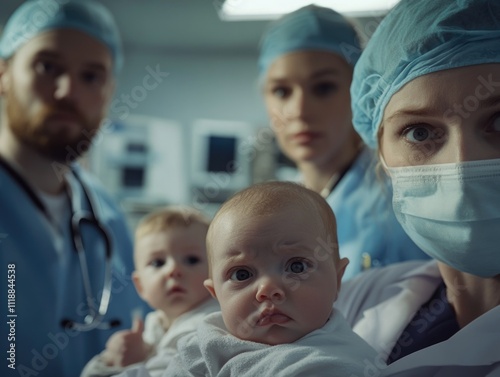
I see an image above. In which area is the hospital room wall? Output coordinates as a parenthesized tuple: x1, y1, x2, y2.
(114, 49, 268, 127)
(99, 48, 273, 224)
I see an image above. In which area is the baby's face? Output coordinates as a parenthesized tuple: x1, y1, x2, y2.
(133, 224, 211, 321)
(205, 205, 346, 345)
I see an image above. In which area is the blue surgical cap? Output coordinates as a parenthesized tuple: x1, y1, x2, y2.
(258, 5, 361, 77)
(351, 0, 500, 149)
(0, 0, 123, 74)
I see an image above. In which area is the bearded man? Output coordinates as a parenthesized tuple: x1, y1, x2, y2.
(0, 1, 148, 376)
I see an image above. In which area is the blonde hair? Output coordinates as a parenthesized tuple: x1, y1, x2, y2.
(206, 181, 339, 273)
(135, 206, 211, 243)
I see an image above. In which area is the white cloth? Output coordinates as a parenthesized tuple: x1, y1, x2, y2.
(336, 260, 500, 376)
(162, 309, 379, 377)
(113, 366, 151, 377)
(81, 299, 219, 377)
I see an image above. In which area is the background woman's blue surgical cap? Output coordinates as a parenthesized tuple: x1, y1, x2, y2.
(0, 0, 123, 73)
(351, 0, 500, 149)
(258, 5, 361, 77)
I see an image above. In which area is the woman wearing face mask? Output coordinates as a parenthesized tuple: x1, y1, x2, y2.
(336, 0, 500, 375)
(258, 5, 429, 280)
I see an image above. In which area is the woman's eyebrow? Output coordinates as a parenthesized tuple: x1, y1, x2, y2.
(386, 93, 500, 123)
(384, 107, 435, 123)
(476, 93, 500, 110)
(267, 68, 340, 83)
(310, 68, 340, 79)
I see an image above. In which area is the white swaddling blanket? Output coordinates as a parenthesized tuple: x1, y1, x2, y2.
(85, 299, 220, 377)
(162, 308, 379, 377)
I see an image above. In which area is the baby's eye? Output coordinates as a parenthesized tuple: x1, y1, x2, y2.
(287, 259, 310, 274)
(185, 255, 200, 265)
(34, 60, 62, 77)
(149, 259, 165, 268)
(230, 269, 252, 281)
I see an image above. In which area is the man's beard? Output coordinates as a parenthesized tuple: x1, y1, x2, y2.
(5, 87, 102, 163)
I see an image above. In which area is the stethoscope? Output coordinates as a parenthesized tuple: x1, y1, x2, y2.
(0, 156, 121, 331)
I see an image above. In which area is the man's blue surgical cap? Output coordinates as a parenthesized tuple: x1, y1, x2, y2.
(0, 0, 123, 73)
(258, 5, 361, 77)
(351, 0, 500, 149)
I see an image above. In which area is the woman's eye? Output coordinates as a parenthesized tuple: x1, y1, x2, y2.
(404, 126, 432, 143)
(149, 259, 165, 268)
(490, 115, 500, 132)
(185, 256, 200, 265)
(230, 269, 252, 281)
(287, 260, 309, 274)
(313, 82, 338, 97)
(82, 71, 100, 84)
(81, 69, 107, 86)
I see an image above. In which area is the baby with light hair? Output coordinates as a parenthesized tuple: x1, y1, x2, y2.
(158, 181, 378, 377)
(82, 206, 219, 377)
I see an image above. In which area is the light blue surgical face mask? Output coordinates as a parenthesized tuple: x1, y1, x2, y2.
(383, 158, 500, 278)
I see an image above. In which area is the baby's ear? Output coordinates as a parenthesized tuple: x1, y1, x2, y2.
(203, 279, 217, 299)
(336, 257, 350, 292)
(132, 271, 144, 299)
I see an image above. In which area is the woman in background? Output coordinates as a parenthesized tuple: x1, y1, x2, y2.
(258, 5, 429, 280)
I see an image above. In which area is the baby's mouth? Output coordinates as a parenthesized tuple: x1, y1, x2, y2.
(256, 309, 291, 326)
(167, 286, 186, 295)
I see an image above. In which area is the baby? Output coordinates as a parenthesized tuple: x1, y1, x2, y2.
(162, 182, 379, 376)
(81, 206, 219, 377)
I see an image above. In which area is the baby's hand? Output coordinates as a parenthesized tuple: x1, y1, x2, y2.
(101, 316, 152, 367)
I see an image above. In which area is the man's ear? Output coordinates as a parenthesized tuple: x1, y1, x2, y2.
(0, 59, 10, 95)
(203, 279, 217, 299)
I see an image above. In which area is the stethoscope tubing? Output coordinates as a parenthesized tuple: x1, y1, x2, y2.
(0, 156, 115, 331)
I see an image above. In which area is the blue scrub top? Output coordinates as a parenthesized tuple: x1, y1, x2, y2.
(0, 163, 150, 377)
(327, 147, 430, 280)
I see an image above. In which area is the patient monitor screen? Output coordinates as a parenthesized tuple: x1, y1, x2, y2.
(207, 136, 236, 173)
